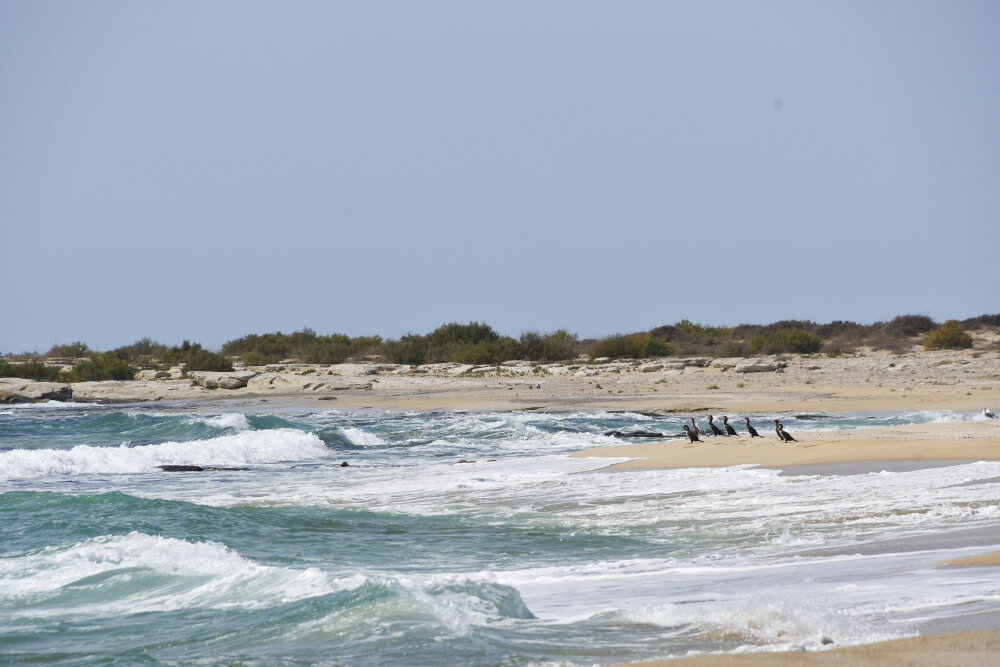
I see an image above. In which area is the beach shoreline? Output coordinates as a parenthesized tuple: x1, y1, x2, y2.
(5, 347, 1000, 665)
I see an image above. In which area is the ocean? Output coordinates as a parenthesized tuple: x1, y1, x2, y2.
(2, 404, 999, 665)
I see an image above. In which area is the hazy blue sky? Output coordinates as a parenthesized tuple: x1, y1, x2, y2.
(2, 1, 998, 353)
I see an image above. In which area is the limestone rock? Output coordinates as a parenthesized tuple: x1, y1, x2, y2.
(575, 369, 599, 377)
(734, 359, 788, 373)
(187, 371, 259, 390)
(0, 379, 72, 403)
(639, 364, 663, 373)
(710, 359, 738, 371)
(246, 374, 372, 392)
(134, 370, 173, 380)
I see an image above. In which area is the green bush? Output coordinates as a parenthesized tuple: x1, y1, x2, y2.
(242, 351, 281, 367)
(222, 329, 386, 365)
(883, 315, 936, 338)
(588, 332, 676, 360)
(66, 354, 136, 382)
(715, 341, 746, 358)
(161, 341, 233, 373)
(922, 320, 973, 350)
(109, 337, 167, 365)
(46, 341, 91, 358)
(181, 349, 234, 373)
(746, 329, 822, 355)
(519, 330, 578, 362)
(0, 360, 63, 381)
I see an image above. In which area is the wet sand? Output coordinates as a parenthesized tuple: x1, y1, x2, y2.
(611, 629, 1000, 666)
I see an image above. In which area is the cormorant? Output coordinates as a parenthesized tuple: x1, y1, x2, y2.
(683, 425, 701, 443)
(708, 415, 725, 436)
(722, 416, 738, 436)
(773, 419, 797, 442)
(985, 408, 998, 419)
(689, 417, 703, 436)
(744, 418, 762, 438)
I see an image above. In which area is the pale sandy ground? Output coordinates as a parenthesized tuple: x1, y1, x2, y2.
(610, 629, 1000, 666)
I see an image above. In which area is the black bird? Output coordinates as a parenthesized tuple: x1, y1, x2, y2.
(722, 416, 738, 437)
(744, 418, 762, 438)
(773, 419, 797, 442)
(689, 417, 703, 437)
(708, 415, 725, 436)
(683, 425, 701, 443)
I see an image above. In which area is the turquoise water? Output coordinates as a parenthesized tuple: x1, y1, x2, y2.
(2, 405, 999, 665)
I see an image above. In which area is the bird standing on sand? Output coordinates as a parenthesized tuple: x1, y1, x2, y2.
(773, 419, 797, 442)
(985, 408, 998, 419)
(683, 425, 701, 443)
(744, 418, 762, 438)
(708, 415, 725, 436)
(689, 417, 703, 436)
(722, 416, 738, 437)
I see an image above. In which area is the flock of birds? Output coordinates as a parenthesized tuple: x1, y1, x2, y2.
(678, 408, 998, 445)
(682, 416, 795, 443)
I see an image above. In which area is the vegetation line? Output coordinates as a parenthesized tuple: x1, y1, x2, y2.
(2, 315, 996, 383)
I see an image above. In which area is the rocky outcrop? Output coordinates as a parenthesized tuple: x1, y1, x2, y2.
(0, 379, 72, 403)
(69, 380, 215, 402)
(245, 373, 372, 392)
(134, 370, 173, 380)
(186, 371, 259, 389)
(734, 359, 788, 373)
(639, 364, 663, 373)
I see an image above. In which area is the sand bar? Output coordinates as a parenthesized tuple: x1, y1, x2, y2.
(572, 421, 1000, 471)
(611, 629, 1000, 666)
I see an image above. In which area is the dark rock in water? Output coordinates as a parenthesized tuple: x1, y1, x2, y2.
(603, 430, 664, 439)
(340, 461, 350, 467)
(158, 465, 250, 472)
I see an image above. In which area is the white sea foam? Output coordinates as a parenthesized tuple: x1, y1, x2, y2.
(0, 533, 357, 614)
(197, 413, 252, 430)
(0, 428, 328, 479)
(339, 426, 388, 447)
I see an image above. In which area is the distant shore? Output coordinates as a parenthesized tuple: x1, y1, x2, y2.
(3, 346, 998, 415)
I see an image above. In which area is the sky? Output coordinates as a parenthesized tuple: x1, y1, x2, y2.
(2, 1, 998, 353)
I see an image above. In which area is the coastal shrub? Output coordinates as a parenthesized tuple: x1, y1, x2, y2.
(922, 321, 973, 350)
(222, 329, 387, 365)
(242, 351, 280, 366)
(66, 353, 136, 382)
(745, 329, 822, 355)
(426, 321, 499, 347)
(674, 319, 734, 340)
(386, 334, 429, 365)
(180, 349, 234, 373)
(454, 338, 521, 365)
(0, 360, 63, 381)
(161, 341, 233, 373)
(961, 313, 1000, 329)
(715, 341, 746, 358)
(519, 330, 578, 362)
(110, 337, 167, 366)
(882, 315, 936, 338)
(46, 341, 91, 358)
(587, 332, 676, 360)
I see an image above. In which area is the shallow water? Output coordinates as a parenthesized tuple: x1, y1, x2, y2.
(2, 405, 999, 665)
